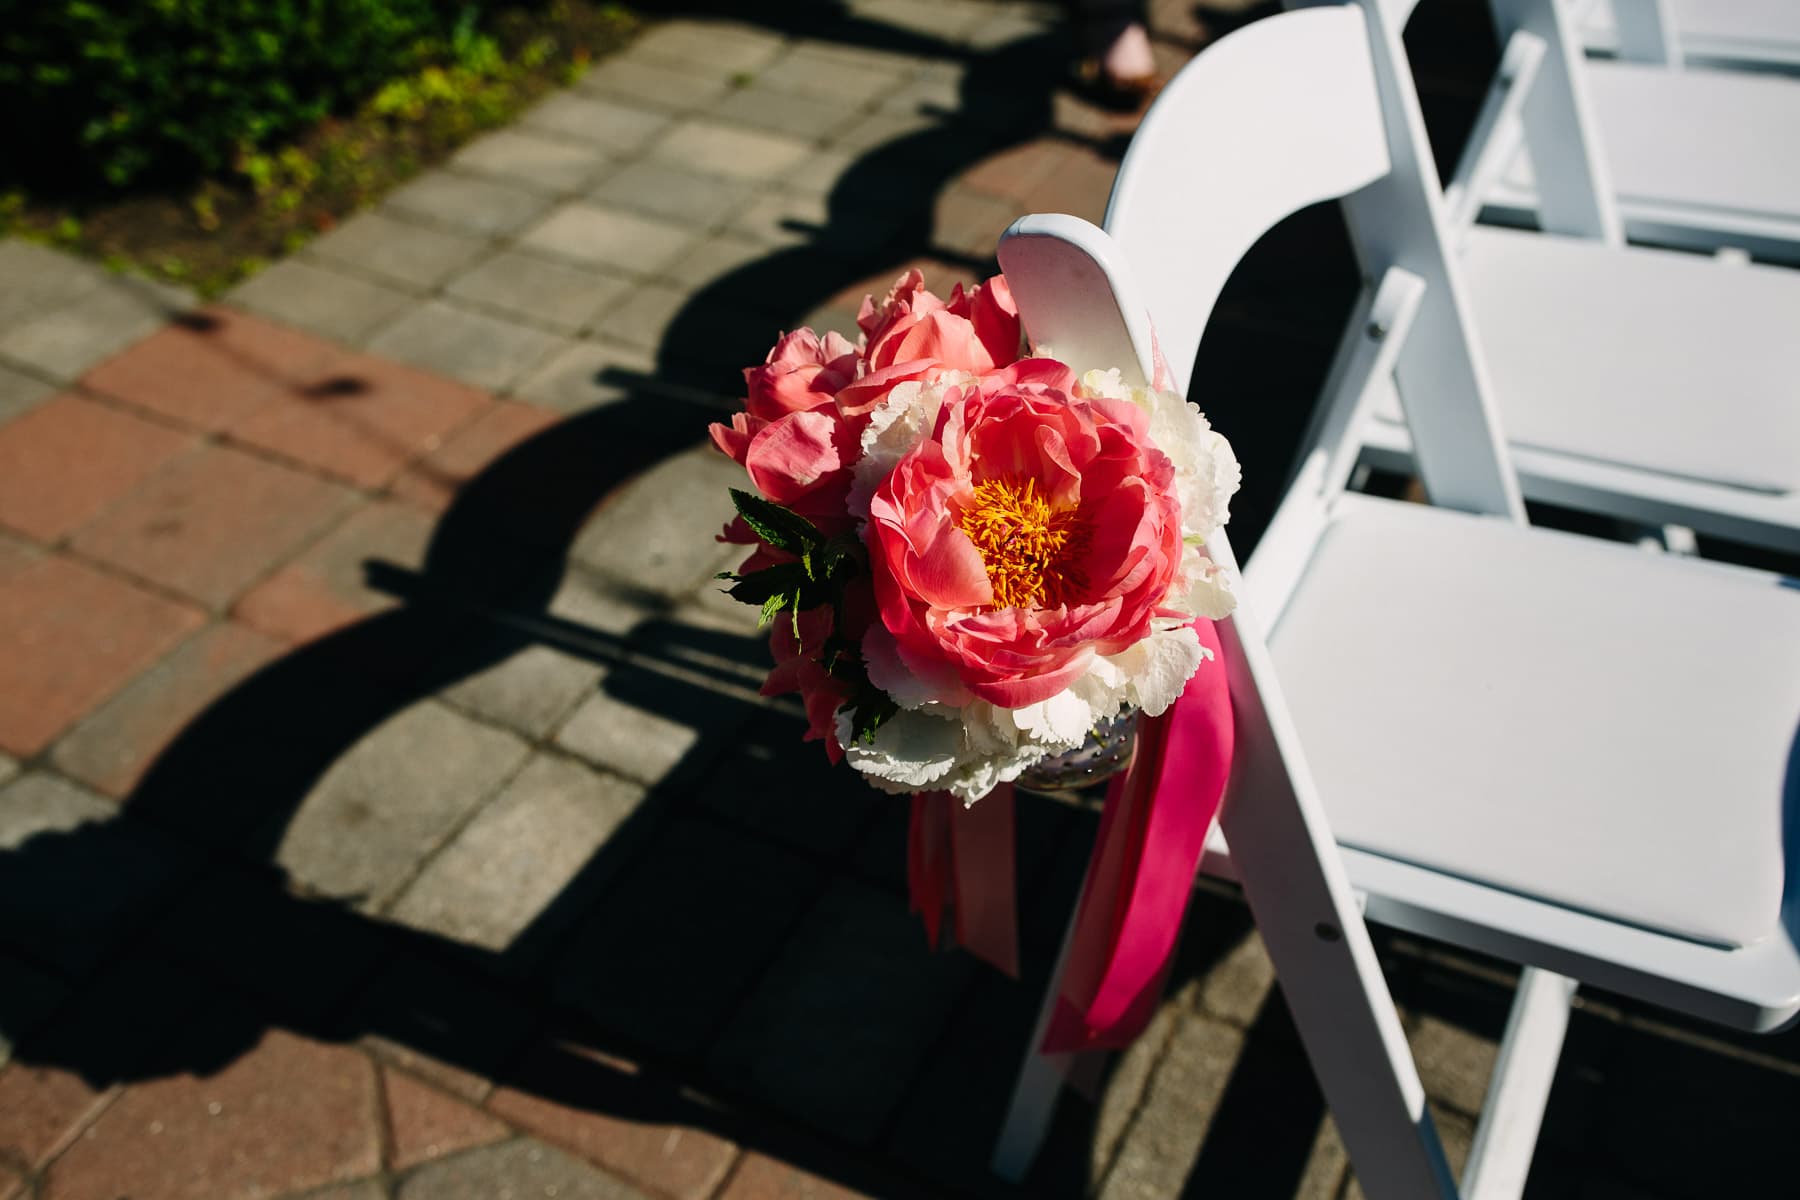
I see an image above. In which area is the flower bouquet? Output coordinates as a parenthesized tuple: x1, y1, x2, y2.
(710, 269, 1241, 803)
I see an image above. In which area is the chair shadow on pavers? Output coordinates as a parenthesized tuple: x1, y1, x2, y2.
(5, 4, 1796, 1197)
(0, 6, 1238, 1198)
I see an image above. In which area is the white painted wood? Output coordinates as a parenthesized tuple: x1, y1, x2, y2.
(1344, 0, 1800, 552)
(1483, 6, 1800, 258)
(1489, 0, 1624, 242)
(1460, 969, 1577, 1200)
(1577, 0, 1800, 73)
(1443, 31, 1549, 234)
(999, 196, 1462, 1200)
(988, 6, 1800, 1190)
(1605, 0, 1676, 65)
(1100, 4, 1391, 395)
(1268, 493, 1800, 951)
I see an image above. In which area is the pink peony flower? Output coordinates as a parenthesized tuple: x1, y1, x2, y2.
(744, 329, 860, 421)
(759, 579, 876, 763)
(865, 379, 1185, 709)
(858, 269, 1022, 377)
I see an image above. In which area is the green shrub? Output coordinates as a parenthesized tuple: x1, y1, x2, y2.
(0, 1, 487, 187)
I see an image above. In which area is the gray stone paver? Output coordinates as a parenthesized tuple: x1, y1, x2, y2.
(442, 249, 631, 335)
(0, 771, 192, 972)
(273, 700, 531, 910)
(388, 752, 642, 953)
(755, 46, 914, 106)
(649, 120, 812, 182)
(519, 92, 675, 155)
(585, 280, 689, 350)
(364, 298, 569, 391)
(441, 642, 606, 739)
(396, 1139, 649, 1200)
(385, 170, 554, 238)
(554, 688, 705, 786)
(226, 257, 415, 344)
(1097, 1011, 1246, 1200)
(664, 232, 779, 292)
(0, 751, 16, 789)
(575, 57, 736, 113)
(703, 84, 864, 142)
(450, 127, 615, 193)
(0, 768, 114, 845)
(587, 161, 756, 227)
(517, 202, 698, 275)
(512, 337, 658, 413)
(624, 20, 789, 76)
(0, 239, 108, 331)
(305, 210, 490, 291)
(0, 276, 191, 381)
(0, 362, 52, 429)
(566, 444, 746, 597)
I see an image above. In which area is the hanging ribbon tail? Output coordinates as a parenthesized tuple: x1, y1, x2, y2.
(907, 788, 1021, 977)
(908, 792, 954, 949)
(1042, 619, 1235, 1054)
(950, 783, 1020, 978)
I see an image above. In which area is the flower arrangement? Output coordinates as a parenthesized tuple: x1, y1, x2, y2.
(710, 269, 1241, 804)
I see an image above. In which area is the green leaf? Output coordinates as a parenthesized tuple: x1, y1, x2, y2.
(849, 691, 900, 744)
(730, 489, 823, 555)
(723, 561, 806, 607)
(760, 591, 791, 628)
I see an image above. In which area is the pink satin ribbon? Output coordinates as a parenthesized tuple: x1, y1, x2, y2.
(1043, 619, 1233, 1051)
(909, 783, 1021, 978)
(906, 621, 1234, 1053)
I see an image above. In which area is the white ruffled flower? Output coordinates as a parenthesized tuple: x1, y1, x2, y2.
(846, 371, 971, 520)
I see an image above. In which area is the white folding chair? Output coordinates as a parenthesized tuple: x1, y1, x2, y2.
(988, 7, 1800, 1196)
(1471, 0, 1800, 262)
(1573, 0, 1800, 76)
(1287, 0, 1800, 554)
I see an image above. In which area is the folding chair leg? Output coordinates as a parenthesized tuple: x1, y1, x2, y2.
(1215, 610, 1461, 1199)
(1461, 968, 1577, 1200)
(991, 892, 1082, 1182)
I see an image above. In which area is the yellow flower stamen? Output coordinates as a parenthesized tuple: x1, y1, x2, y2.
(957, 476, 1088, 610)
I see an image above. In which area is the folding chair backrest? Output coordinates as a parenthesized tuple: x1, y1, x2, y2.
(1479, 0, 1623, 240)
(999, 11, 1497, 1194)
(1108, 0, 1523, 518)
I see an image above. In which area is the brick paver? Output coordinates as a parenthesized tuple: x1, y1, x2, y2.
(0, 393, 196, 543)
(49, 620, 283, 797)
(0, 540, 204, 755)
(381, 1065, 510, 1171)
(70, 442, 358, 608)
(0, 3, 1793, 1200)
(225, 349, 493, 488)
(80, 307, 340, 432)
(489, 1040, 738, 1200)
(233, 499, 437, 644)
(39, 1028, 380, 1200)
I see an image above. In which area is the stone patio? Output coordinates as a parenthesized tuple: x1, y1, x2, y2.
(1, 2, 1797, 1199)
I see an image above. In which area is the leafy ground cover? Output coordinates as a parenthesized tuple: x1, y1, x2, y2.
(0, 2, 640, 297)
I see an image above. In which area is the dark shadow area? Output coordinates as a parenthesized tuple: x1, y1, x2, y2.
(4, 4, 1797, 1200)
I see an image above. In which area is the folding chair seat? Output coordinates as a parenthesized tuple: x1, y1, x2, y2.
(1309, 0, 1800, 552)
(990, 5, 1800, 1193)
(1573, 0, 1800, 76)
(1471, 1, 1800, 262)
(1358, 223, 1800, 542)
